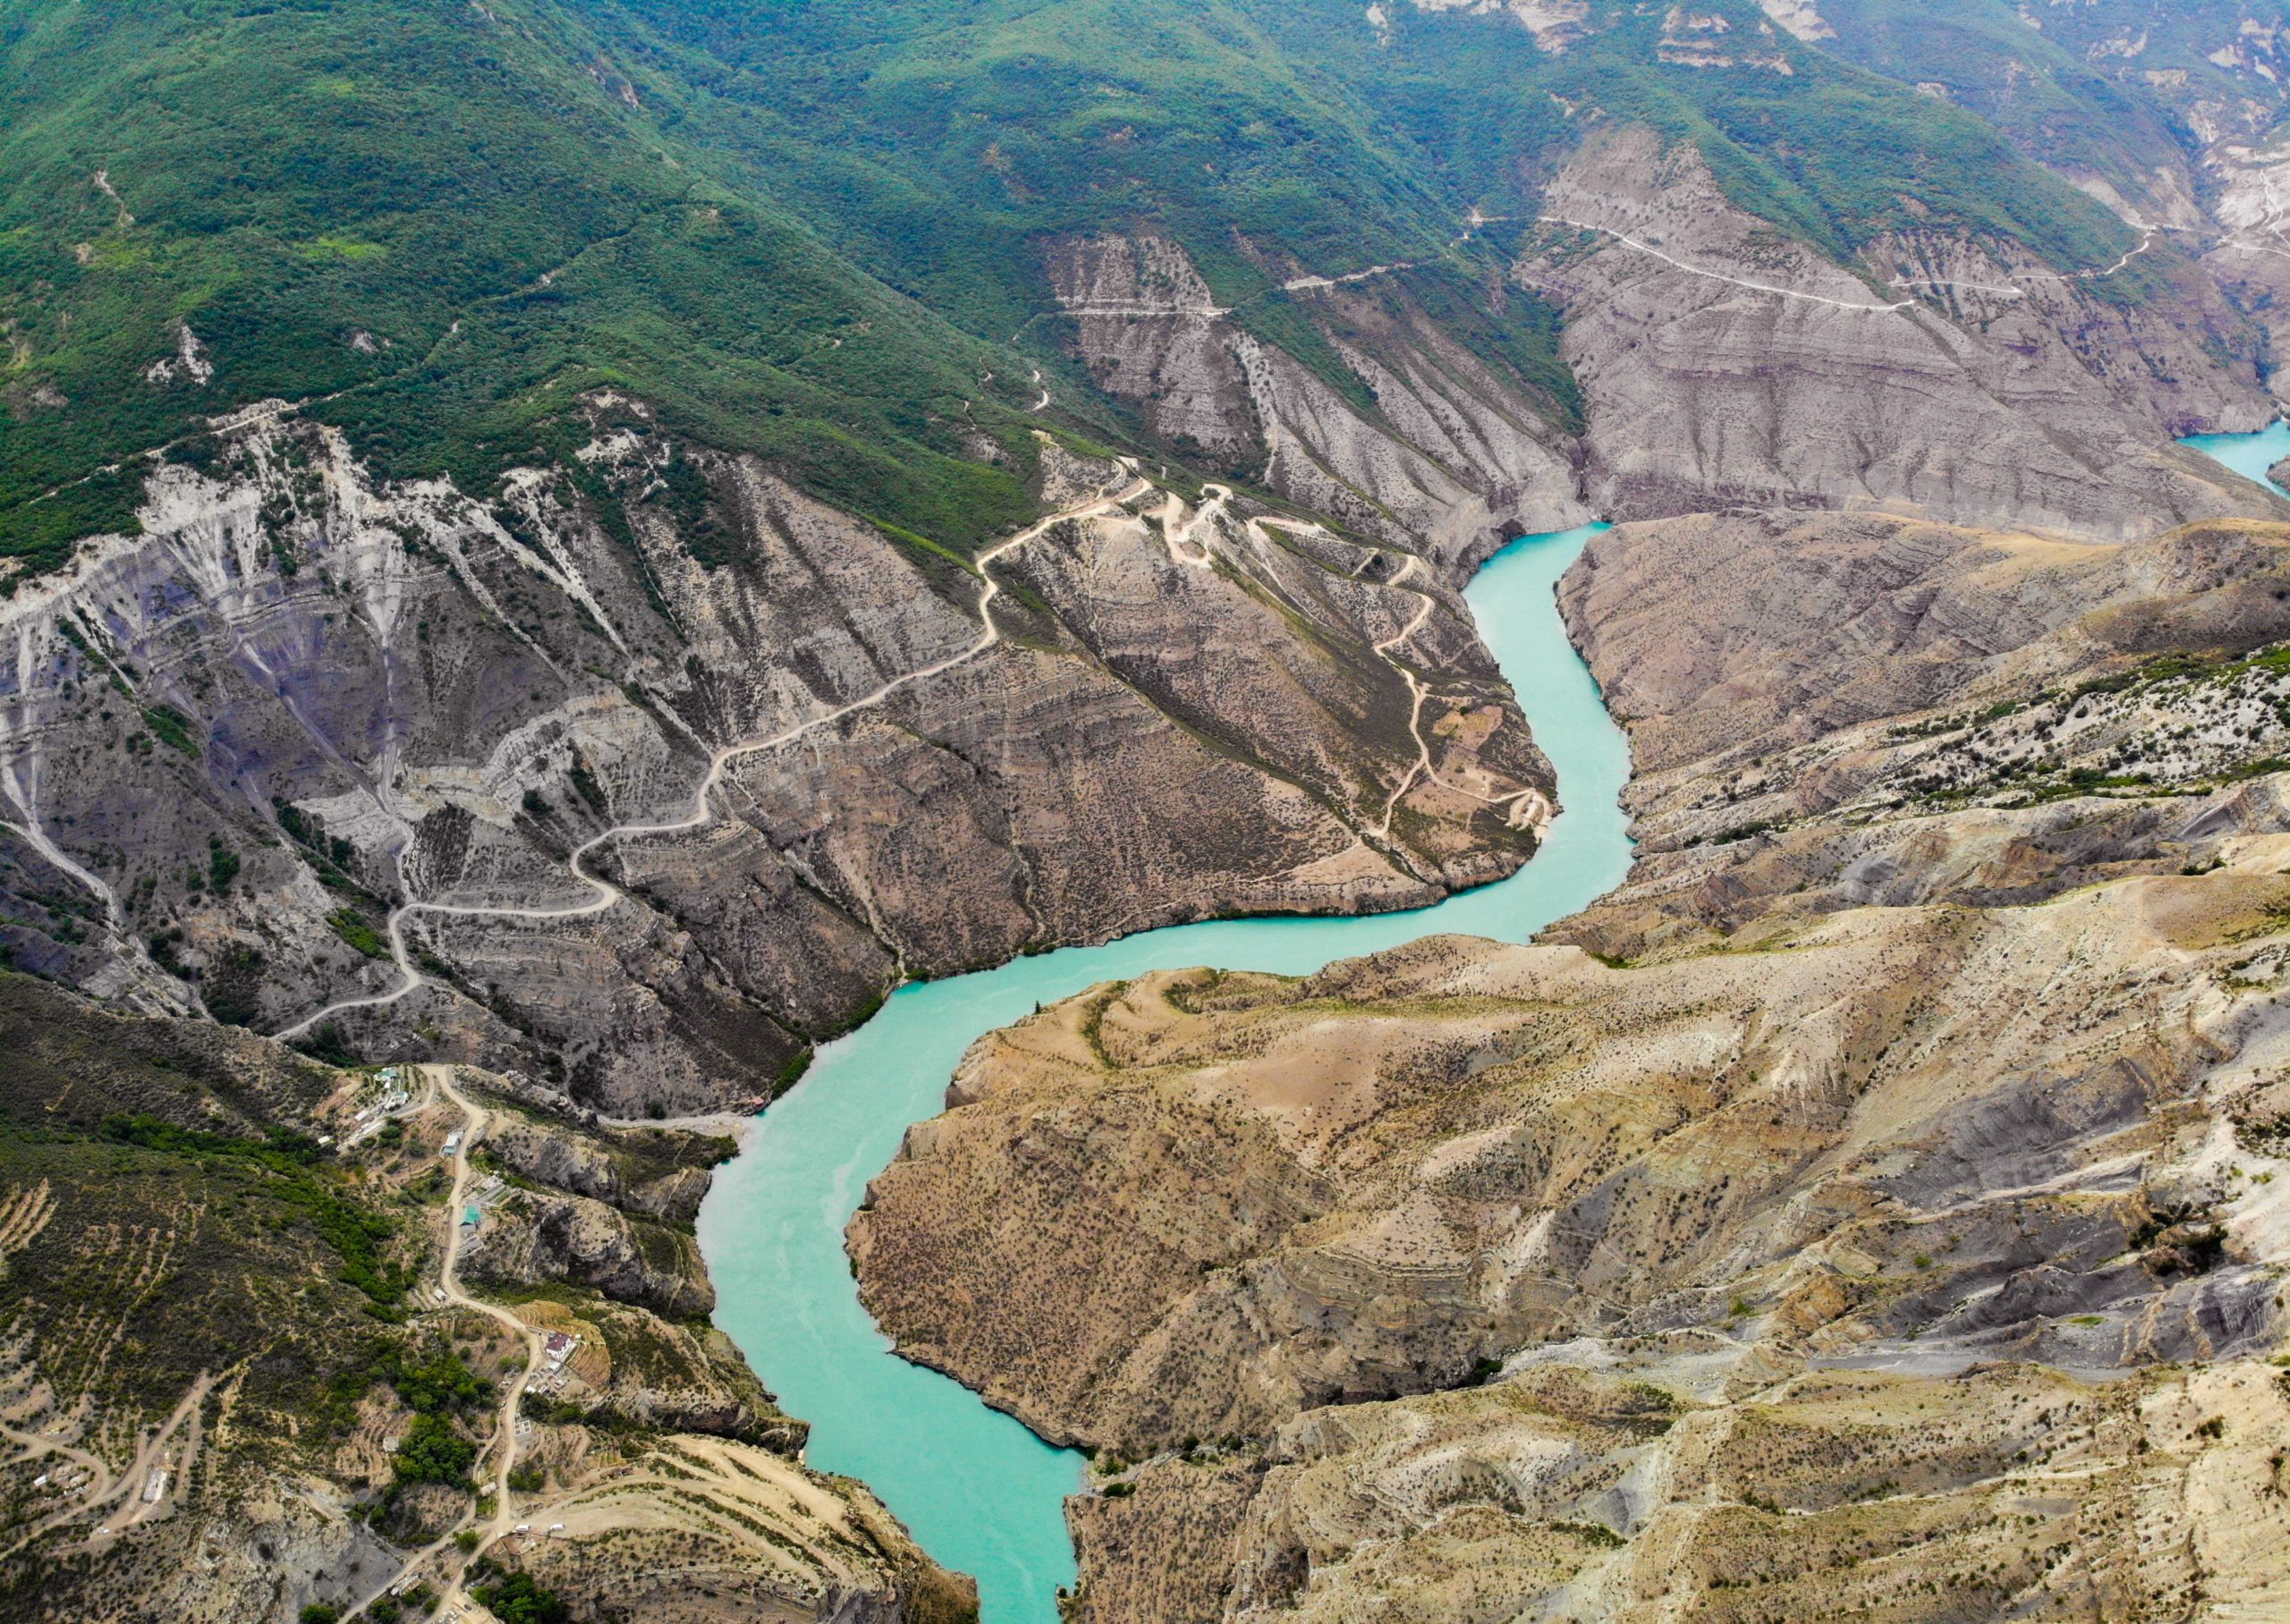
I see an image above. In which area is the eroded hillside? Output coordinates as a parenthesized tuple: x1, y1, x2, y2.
(0, 405, 1556, 1114)
(851, 505, 2290, 1622)
(17, 1, 2290, 1619)
(0, 982, 967, 1623)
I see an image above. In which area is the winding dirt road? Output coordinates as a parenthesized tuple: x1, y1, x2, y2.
(268, 457, 1551, 1049)
(344, 1063, 545, 1620)
(273, 470, 1152, 1044)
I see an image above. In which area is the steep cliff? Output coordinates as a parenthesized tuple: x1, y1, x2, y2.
(1042, 234, 1592, 573)
(0, 402, 1551, 1113)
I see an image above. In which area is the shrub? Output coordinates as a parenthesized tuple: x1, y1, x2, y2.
(394, 1411, 478, 1487)
(471, 1570, 572, 1624)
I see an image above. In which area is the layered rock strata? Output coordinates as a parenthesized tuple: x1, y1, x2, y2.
(0, 402, 1550, 1112)
(850, 504, 2290, 1622)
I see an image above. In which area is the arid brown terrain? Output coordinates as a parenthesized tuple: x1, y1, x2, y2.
(852, 506, 2290, 1621)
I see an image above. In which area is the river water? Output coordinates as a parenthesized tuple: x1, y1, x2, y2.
(698, 419, 2290, 1624)
(698, 520, 1633, 1621)
(2182, 418, 2290, 499)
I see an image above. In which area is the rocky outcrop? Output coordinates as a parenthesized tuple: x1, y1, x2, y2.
(849, 495, 2290, 1620)
(463, 1183, 715, 1319)
(855, 857, 2290, 1619)
(1545, 508, 2290, 958)
(1561, 509, 2290, 784)
(1515, 130, 2279, 539)
(0, 402, 1550, 1112)
(506, 1434, 977, 1624)
(852, 873, 2290, 1453)
(1087, 1358, 2290, 1624)
(482, 1112, 722, 1224)
(1040, 234, 1592, 573)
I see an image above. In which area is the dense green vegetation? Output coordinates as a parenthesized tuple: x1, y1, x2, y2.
(0, 0, 2191, 577)
(0, 0, 1039, 564)
(392, 1409, 479, 1487)
(471, 1564, 572, 1624)
(1819, 0, 2290, 205)
(578, 0, 2147, 347)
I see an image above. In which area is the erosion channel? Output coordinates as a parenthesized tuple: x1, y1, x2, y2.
(696, 520, 1633, 1622)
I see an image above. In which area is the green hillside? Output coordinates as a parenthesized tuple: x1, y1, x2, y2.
(1811, 0, 2290, 207)
(0, 976, 412, 1493)
(0, 0, 2160, 576)
(0, 0, 1042, 566)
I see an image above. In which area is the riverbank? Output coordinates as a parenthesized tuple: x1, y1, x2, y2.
(698, 521, 1634, 1622)
(830, 430, 2290, 1622)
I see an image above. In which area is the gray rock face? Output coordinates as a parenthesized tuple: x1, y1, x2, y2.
(1558, 507, 2290, 783)
(0, 401, 1548, 1110)
(482, 1114, 717, 1224)
(463, 1185, 715, 1320)
(1040, 233, 1593, 573)
(1516, 130, 2281, 540)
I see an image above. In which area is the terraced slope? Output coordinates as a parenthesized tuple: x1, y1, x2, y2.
(0, 977, 967, 1622)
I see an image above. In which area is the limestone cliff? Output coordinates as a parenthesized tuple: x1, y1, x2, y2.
(0, 402, 1550, 1113)
(1041, 233, 1593, 573)
(1550, 509, 2290, 959)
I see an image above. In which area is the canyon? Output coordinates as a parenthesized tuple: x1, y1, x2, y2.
(13, 2, 2290, 1620)
(853, 493, 2290, 1621)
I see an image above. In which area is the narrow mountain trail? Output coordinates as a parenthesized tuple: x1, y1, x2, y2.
(273, 469, 1536, 1045)
(1238, 514, 1553, 842)
(1279, 261, 1418, 292)
(1885, 225, 2160, 298)
(1514, 210, 2158, 309)
(1531, 213, 1917, 313)
(1141, 486, 1548, 847)
(594, 1110, 756, 1135)
(347, 1064, 545, 1622)
(272, 471, 1151, 1043)
(426, 1065, 547, 1617)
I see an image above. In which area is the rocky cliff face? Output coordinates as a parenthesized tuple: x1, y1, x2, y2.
(0, 401, 1551, 1112)
(848, 502, 2290, 1621)
(1515, 130, 2278, 538)
(1041, 234, 1593, 574)
(1548, 508, 2290, 960)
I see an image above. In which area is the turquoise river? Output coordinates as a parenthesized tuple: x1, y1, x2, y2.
(698, 419, 2285, 1624)
(698, 519, 1634, 1622)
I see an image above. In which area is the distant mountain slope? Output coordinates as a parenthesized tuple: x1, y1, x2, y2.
(0, 0, 1043, 566)
(1806, 0, 2290, 228)
(4, 0, 2252, 574)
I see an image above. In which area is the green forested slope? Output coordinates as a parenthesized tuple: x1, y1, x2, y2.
(1814, 0, 2290, 185)
(0, 0, 2171, 573)
(0, 0, 1042, 563)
